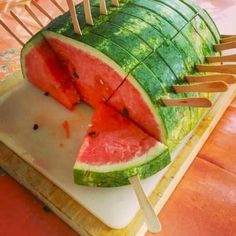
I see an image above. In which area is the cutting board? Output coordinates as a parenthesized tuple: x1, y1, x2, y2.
(0, 71, 235, 235)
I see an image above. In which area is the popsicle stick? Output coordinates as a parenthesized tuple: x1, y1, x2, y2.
(214, 41, 236, 52)
(196, 64, 236, 74)
(100, 0, 108, 15)
(221, 36, 236, 43)
(66, 0, 82, 35)
(31, 0, 53, 20)
(0, 18, 24, 45)
(173, 81, 228, 93)
(186, 74, 236, 85)
(25, 4, 44, 27)
(83, 0, 94, 25)
(162, 97, 212, 107)
(10, 10, 34, 36)
(207, 54, 236, 63)
(129, 175, 161, 234)
(111, 0, 119, 7)
(50, 0, 65, 13)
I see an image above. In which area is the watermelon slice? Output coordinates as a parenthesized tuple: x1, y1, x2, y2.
(74, 103, 170, 187)
(21, 34, 80, 110)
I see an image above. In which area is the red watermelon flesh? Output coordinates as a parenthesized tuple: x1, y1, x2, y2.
(79, 103, 157, 164)
(108, 79, 161, 140)
(44, 36, 161, 140)
(45, 37, 125, 108)
(22, 37, 80, 110)
(74, 103, 169, 186)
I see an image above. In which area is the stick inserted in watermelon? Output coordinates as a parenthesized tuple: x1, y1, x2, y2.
(74, 103, 170, 187)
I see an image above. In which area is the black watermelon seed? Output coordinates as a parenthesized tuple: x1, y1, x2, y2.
(33, 124, 39, 130)
(122, 107, 129, 117)
(44, 91, 49, 96)
(73, 71, 79, 79)
(88, 131, 97, 137)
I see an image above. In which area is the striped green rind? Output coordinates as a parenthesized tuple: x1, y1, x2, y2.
(190, 15, 217, 56)
(157, 41, 187, 83)
(91, 22, 152, 61)
(129, 63, 167, 102)
(118, 3, 177, 40)
(109, 12, 164, 49)
(198, 10, 221, 43)
(143, 51, 192, 150)
(179, 0, 220, 42)
(144, 52, 177, 92)
(158, 93, 192, 150)
(154, 0, 196, 21)
(179, 0, 201, 13)
(130, 0, 187, 30)
(73, 148, 170, 187)
(172, 32, 201, 72)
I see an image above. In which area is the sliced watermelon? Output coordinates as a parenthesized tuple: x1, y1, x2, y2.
(21, 34, 80, 110)
(155, 0, 195, 21)
(20, 0, 222, 186)
(74, 103, 170, 187)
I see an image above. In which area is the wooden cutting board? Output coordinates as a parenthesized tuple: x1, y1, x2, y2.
(0, 71, 235, 236)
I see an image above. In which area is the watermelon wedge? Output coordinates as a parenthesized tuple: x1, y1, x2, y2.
(74, 103, 170, 187)
(21, 34, 80, 110)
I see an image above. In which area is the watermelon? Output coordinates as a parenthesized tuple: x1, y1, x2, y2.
(21, 33, 80, 110)
(74, 103, 170, 187)
(21, 0, 221, 186)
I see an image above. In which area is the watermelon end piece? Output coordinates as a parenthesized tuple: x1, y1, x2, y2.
(21, 33, 80, 111)
(73, 103, 170, 187)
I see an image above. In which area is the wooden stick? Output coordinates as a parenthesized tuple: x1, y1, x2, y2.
(66, 0, 82, 35)
(173, 81, 228, 93)
(214, 41, 236, 52)
(25, 4, 44, 27)
(50, 0, 65, 13)
(162, 97, 212, 107)
(221, 36, 236, 43)
(129, 175, 161, 234)
(221, 34, 236, 38)
(10, 10, 34, 36)
(111, 0, 119, 7)
(207, 54, 236, 63)
(186, 74, 236, 85)
(100, 0, 108, 15)
(0, 18, 24, 45)
(196, 64, 236, 74)
(83, 0, 94, 25)
(31, 0, 53, 20)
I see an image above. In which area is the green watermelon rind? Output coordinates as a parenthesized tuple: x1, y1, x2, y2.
(153, 0, 196, 22)
(130, 0, 187, 30)
(118, 3, 178, 40)
(73, 145, 170, 187)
